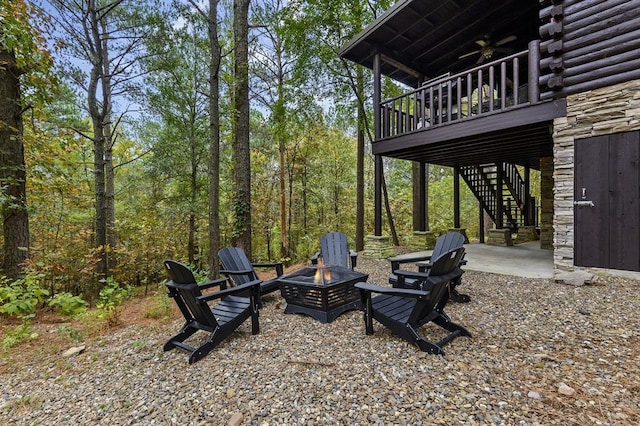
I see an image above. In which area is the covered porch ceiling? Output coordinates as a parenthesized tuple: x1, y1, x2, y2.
(340, 0, 542, 88)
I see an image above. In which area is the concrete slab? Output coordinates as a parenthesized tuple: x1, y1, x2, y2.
(462, 241, 553, 279)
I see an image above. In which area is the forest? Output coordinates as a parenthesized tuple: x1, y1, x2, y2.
(0, 0, 487, 324)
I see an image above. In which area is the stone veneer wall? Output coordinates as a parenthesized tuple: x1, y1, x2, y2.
(552, 79, 640, 271)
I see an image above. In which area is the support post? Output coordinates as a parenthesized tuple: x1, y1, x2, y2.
(479, 203, 485, 243)
(453, 166, 460, 229)
(418, 162, 426, 231)
(524, 165, 531, 226)
(373, 52, 382, 236)
(496, 163, 504, 228)
(528, 40, 541, 103)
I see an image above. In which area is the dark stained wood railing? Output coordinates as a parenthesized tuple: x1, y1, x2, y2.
(378, 46, 541, 139)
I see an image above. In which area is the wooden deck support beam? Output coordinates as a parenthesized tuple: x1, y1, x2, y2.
(454, 166, 461, 229)
(373, 52, 382, 236)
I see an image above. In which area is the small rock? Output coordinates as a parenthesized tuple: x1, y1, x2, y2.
(554, 270, 594, 286)
(226, 388, 236, 399)
(558, 382, 575, 396)
(62, 345, 86, 357)
(229, 412, 243, 426)
(527, 391, 542, 400)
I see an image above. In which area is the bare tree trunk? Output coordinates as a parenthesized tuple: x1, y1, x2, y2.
(188, 144, 199, 264)
(207, 0, 222, 279)
(0, 47, 29, 279)
(87, 3, 108, 279)
(232, 0, 252, 256)
(279, 143, 288, 258)
(101, 18, 117, 273)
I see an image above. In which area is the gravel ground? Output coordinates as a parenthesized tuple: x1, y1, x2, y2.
(1, 256, 639, 425)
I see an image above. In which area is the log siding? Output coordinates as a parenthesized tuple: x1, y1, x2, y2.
(540, 0, 640, 99)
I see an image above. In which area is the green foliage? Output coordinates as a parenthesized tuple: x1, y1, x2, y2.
(0, 273, 48, 318)
(47, 292, 88, 317)
(3, 321, 38, 349)
(96, 277, 133, 312)
(0, 0, 57, 106)
(56, 324, 83, 343)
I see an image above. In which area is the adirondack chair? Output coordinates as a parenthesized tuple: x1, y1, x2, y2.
(163, 260, 260, 364)
(355, 247, 471, 355)
(310, 232, 358, 269)
(218, 247, 284, 295)
(389, 232, 470, 303)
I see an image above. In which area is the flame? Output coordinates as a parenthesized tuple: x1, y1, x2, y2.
(313, 259, 331, 285)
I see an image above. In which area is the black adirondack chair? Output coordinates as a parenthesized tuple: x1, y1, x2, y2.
(163, 260, 260, 364)
(355, 247, 471, 355)
(218, 247, 284, 295)
(389, 232, 470, 303)
(310, 232, 358, 269)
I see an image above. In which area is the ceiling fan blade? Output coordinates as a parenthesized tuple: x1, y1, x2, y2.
(475, 39, 488, 47)
(476, 54, 486, 64)
(459, 49, 481, 59)
(495, 35, 517, 46)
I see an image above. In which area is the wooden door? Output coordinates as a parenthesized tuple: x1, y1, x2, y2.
(574, 131, 640, 271)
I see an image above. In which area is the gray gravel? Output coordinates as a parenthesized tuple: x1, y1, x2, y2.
(1, 257, 639, 425)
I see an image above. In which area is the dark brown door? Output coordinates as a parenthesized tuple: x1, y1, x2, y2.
(574, 131, 640, 271)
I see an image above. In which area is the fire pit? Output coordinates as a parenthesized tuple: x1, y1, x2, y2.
(278, 265, 368, 323)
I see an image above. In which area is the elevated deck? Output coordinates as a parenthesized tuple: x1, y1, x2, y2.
(374, 47, 566, 167)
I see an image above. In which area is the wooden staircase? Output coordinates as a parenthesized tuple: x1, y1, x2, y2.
(460, 163, 530, 230)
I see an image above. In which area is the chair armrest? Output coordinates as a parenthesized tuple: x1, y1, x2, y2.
(417, 257, 467, 272)
(394, 269, 431, 280)
(197, 279, 262, 302)
(252, 262, 284, 277)
(220, 268, 254, 276)
(349, 251, 358, 269)
(388, 254, 431, 271)
(198, 277, 229, 291)
(394, 267, 465, 289)
(354, 282, 429, 298)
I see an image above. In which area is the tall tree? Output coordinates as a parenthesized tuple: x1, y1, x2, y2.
(45, 0, 162, 279)
(251, 0, 297, 260)
(232, 0, 251, 254)
(142, 14, 210, 265)
(285, 0, 394, 250)
(206, 0, 222, 277)
(0, 0, 54, 278)
(185, 0, 224, 277)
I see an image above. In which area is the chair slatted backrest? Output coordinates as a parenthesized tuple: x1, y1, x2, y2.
(164, 260, 217, 329)
(410, 247, 466, 321)
(218, 247, 259, 286)
(432, 232, 465, 259)
(320, 232, 350, 268)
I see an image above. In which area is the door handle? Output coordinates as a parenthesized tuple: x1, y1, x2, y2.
(573, 200, 595, 207)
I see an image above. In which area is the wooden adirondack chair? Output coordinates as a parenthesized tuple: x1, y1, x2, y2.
(218, 247, 284, 295)
(163, 260, 260, 364)
(310, 232, 358, 269)
(355, 247, 471, 355)
(389, 232, 470, 302)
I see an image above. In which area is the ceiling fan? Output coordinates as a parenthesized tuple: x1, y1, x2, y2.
(458, 34, 517, 64)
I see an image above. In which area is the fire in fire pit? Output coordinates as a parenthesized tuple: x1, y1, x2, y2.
(313, 264, 332, 285)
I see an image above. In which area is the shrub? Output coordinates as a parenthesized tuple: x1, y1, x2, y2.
(48, 292, 88, 317)
(0, 273, 49, 318)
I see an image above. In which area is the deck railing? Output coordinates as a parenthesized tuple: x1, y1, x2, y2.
(379, 44, 541, 139)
